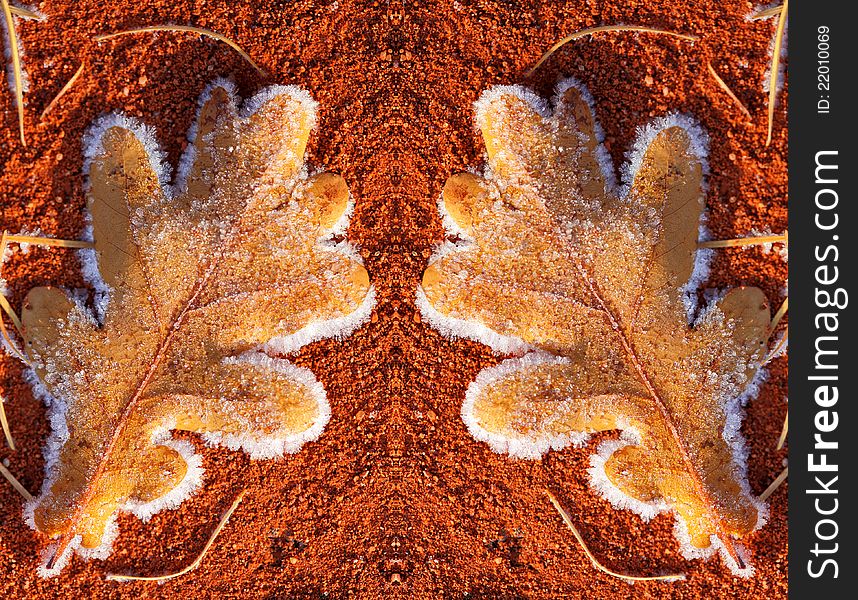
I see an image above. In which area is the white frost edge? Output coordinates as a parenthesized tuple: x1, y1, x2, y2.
(82, 112, 172, 195)
(472, 79, 618, 196)
(553, 77, 619, 195)
(725, 367, 771, 534)
(77, 216, 111, 323)
(33, 514, 120, 579)
(473, 80, 711, 202)
(584, 370, 769, 578)
(619, 111, 710, 198)
(461, 352, 589, 459)
(22, 366, 204, 577)
(122, 432, 205, 522)
(34, 534, 80, 579)
(416, 175, 530, 355)
(672, 519, 755, 578)
(173, 78, 319, 197)
(23, 367, 69, 528)
(202, 352, 330, 459)
(173, 77, 239, 196)
(26, 348, 320, 576)
(80, 112, 168, 324)
(240, 83, 318, 124)
(260, 164, 375, 353)
(492, 352, 768, 576)
(473, 84, 550, 130)
(416, 286, 530, 355)
(263, 284, 376, 356)
(587, 429, 670, 522)
(21, 366, 101, 579)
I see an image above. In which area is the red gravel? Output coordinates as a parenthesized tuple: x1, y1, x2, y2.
(1, 1, 787, 598)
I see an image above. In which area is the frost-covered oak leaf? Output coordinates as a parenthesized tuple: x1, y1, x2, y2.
(419, 81, 769, 575)
(19, 80, 373, 575)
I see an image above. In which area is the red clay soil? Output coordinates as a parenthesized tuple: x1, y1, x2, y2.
(0, 1, 787, 598)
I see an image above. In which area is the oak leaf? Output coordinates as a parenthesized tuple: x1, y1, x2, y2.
(20, 80, 374, 575)
(419, 80, 769, 575)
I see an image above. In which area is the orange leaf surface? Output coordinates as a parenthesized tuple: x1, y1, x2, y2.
(18, 80, 374, 576)
(419, 80, 769, 576)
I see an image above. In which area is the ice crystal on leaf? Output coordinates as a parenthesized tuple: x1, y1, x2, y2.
(19, 80, 373, 575)
(420, 79, 770, 575)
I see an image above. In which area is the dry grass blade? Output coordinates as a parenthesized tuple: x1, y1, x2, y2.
(770, 297, 788, 332)
(9, 5, 41, 19)
(0, 294, 28, 362)
(105, 490, 246, 582)
(0, 395, 15, 450)
(5, 234, 93, 249)
(699, 232, 787, 248)
(1, 0, 27, 145)
(776, 410, 788, 450)
(763, 326, 788, 364)
(546, 490, 685, 582)
(759, 466, 788, 501)
(40, 62, 85, 120)
(94, 26, 265, 76)
(0, 232, 29, 363)
(527, 25, 698, 76)
(0, 461, 33, 500)
(752, 4, 783, 20)
(766, 0, 788, 146)
(707, 62, 751, 120)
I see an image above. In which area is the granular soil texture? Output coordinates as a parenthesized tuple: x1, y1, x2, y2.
(0, 1, 787, 598)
